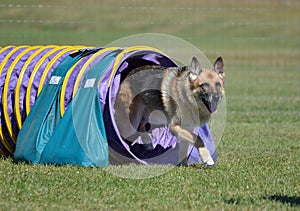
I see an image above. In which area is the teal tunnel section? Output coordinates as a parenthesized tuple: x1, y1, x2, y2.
(0, 46, 87, 155)
(0, 45, 217, 166)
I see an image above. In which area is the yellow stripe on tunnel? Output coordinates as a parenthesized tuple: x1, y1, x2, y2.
(71, 47, 120, 99)
(0, 46, 15, 64)
(3, 46, 41, 142)
(107, 46, 166, 87)
(0, 46, 28, 153)
(25, 46, 68, 115)
(0, 147, 4, 156)
(36, 46, 86, 96)
(0, 126, 13, 155)
(58, 48, 104, 117)
(14, 45, 57, 130)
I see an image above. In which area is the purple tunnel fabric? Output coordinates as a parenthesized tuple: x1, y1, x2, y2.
(103, 51, 216, 165)
(18, 47, 55, 123)
(0, 47, 28, 154)
(4, 48, 39, 139)
(63, 50, 115, 111)
(28, 49, 70, 109)
(0, 46, 217, 166)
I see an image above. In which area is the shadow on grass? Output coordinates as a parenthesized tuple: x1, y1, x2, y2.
(264, 195, 300, 207)
(223, 197, 241, 205)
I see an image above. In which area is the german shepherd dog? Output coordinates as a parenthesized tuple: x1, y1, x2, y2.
(114, 57, 225, 166)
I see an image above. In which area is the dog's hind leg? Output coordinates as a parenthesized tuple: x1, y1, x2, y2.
(170, 125, 214, 166)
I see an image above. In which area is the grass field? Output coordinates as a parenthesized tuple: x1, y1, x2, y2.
(0, 0, 299, 210)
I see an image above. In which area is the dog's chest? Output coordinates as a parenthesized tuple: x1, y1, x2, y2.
(179, 105, 210, 130)
(179, 107, 199, 129)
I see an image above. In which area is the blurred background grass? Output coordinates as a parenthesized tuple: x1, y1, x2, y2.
(0, 0, 299, 209)
(1, 0, 298, 139)
(1, 0, 299, 109)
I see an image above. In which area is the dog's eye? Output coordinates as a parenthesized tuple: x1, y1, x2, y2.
(215, 82, 221, 88)
(200, 82, 209, 90)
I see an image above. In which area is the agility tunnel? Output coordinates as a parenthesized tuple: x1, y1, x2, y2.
(0, 45, 217, 166)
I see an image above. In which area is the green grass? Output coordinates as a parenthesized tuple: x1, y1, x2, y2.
(1, 141, 299, 210)
(0, 0, 300, 210)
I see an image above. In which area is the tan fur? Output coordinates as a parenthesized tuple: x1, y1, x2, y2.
(115, 57, 225, 166)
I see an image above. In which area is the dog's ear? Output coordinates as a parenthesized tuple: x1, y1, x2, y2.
(189, 57, 202, 82)
(214, 57, 225, 78)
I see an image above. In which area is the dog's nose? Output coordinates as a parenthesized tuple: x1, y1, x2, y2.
(209, 93, 221, 103)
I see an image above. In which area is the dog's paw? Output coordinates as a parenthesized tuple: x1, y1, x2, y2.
(198, 147, 215, 166)
(204, 156, 215, 166)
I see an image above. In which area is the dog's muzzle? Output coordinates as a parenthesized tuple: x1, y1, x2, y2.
(200, 93, 222, 113)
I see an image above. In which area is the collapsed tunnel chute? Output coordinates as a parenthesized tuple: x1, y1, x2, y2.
(0, 45, 217, 166)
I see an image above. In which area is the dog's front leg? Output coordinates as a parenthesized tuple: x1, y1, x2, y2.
(170, 125, 214, 166)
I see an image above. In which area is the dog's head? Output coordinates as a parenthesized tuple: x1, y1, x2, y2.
(188, 57, 225, 113)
